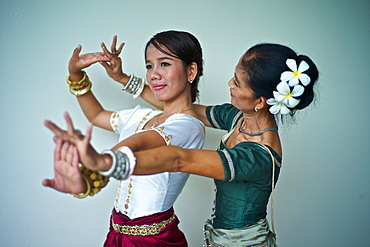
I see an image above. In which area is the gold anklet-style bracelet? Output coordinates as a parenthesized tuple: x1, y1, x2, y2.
(72, 165, 110, 199)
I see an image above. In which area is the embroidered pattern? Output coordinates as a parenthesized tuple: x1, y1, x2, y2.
(134, 109, 160, 133)
(111, 112, 120, 133)
(151, 126, 173, 145)
(114, 109, 203, 215)
(123, 178, 133, 214)
(121, 109, 161, 215)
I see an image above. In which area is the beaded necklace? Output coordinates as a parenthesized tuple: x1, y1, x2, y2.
(238, 119, 278, 136)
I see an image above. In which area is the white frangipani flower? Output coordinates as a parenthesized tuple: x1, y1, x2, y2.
(266, 81, 304, 115)
(280, 58, 311, 86)
(274, 81, 304, 107)
(266, 98, 291, 115)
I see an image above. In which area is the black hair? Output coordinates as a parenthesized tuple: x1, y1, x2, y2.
(145, 30, 203, 103)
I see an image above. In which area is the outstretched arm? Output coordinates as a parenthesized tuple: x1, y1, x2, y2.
(44, 112, 224, 182)
(44, 112, 166, 172)
(133, 146, 225, 180)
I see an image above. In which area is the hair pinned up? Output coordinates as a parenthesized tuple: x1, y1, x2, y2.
(240, 43, 319, 116)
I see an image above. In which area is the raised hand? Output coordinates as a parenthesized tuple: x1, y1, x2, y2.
(44, 112, 111, 171)
(68, 45, 112, 81)
(42, 137, 86, 194)
(99, 35, 130, 83)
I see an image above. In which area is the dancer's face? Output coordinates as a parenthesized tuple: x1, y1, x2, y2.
(145, 44, 191, 103)
(228, 58, 259, 113)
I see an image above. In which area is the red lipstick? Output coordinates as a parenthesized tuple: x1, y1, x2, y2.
(152, 84, 166, 91)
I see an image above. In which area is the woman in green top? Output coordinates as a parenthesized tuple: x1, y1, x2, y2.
(45, 43, 319, 246)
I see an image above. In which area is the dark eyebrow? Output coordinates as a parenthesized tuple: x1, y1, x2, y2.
(146, 56, 174, 64)
(234, 72, 241, 85)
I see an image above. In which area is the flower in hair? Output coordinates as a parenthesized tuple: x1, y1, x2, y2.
(280, 59, 311, 87)
(267, 81, 304, 115)
(266, 98, 290, 115)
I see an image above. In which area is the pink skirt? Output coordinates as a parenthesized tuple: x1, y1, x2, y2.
(103, 207, 188, 247)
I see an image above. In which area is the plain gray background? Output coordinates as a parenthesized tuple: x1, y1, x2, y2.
(1, 0, 369, 246)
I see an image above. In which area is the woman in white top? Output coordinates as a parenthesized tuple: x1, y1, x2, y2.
(43, 30, 205, 247)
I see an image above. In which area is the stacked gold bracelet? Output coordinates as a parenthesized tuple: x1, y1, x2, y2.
(73, 165, 110, 199)
(66, 71, 92, 96)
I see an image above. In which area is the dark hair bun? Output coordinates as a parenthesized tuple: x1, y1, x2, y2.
(293, 55, 319, 110)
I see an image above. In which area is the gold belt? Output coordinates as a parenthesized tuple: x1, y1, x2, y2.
(112, 214, 176, 236)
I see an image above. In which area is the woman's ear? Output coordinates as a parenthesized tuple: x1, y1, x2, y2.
(187, 62, 198, 82)
(256, 96, 268, 111)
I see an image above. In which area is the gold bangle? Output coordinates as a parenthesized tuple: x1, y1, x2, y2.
(73, 175, 91, 199)
(70, 83, 90, 90)
(66, 71, 88, 86)
(67, 71, 93, 96)
(69, 82, 92, 96)
(68, 77, 91, 90)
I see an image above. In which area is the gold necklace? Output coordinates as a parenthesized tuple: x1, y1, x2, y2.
(152, 108, 194, 128)
(151, 113, 162, 128)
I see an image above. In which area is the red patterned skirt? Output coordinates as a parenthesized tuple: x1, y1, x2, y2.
(103, 207, 187, 247)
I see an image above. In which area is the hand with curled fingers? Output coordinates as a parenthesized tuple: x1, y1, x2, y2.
(100, 35, 130, 84)
(68, 45, 112, 82)
(42, 136, 86, 194)
(44, 112, 111, 172)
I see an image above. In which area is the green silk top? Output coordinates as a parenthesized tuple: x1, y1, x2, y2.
(206, 104, 282, 229)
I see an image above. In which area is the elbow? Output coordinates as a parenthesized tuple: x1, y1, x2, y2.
(174, 158, 186, 173)
(88, 113, 106, 127)
(87, 118, 97, 126)
(158, 146, 187, 172)
(172, 148, 188, 173)
(87, 114, 101, 126)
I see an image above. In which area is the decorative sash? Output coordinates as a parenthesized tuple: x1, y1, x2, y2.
(104, 207, 187, 247)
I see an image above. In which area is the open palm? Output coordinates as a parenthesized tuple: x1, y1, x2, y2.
(42, 137, 86, 194)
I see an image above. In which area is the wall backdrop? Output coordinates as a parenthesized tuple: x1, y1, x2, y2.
(1, 0, 369, 246)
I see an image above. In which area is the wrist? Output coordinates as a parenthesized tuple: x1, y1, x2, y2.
(66, 71, 92, 96)
(117, 73, 131, 85)
(99, 147, 136, 180)
(73, 165, 109, 199)
(68, 70, 84, 82)
(72, 175, 91, 198)
(100, 153, 113, 171)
